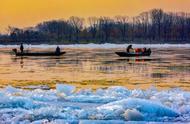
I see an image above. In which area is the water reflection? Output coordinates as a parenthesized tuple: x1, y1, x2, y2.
(0, 47, 189, 90)
(116, 58, 153, 63)
(20, 57, 24, 68)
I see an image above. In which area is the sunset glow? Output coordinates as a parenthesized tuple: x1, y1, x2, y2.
(0, 0, 190, 33)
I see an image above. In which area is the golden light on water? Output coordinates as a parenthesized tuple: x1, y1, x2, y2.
(0, 47, 189, 90)
(1, 0, 190, 33)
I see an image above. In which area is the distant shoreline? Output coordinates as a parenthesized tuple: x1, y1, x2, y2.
(0, 40, 190, 45)
(0, 43, 190, 49)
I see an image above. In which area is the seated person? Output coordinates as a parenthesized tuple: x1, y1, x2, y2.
(56, 46, 61, 53)
(147, 48, 151, 53)
(126, 45, 133, 53)
(142, 48, 147, 53)
(20, 43, 24, 53)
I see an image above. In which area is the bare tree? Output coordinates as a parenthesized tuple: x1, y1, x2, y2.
(139, 12, 150, 40)
(99, 17, 113, 42)
(162, 13, 173, 41)
(2, 8, 190, 44)
(88, 17, 99, 40)
(69, 16, 84, 42)
(151, 9, 164, 40)
(115, 15, 129, 41)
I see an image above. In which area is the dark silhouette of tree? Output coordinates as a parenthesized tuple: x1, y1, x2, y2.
(138, 12, 150, 40)
(150, 9, 164, 40)
(115, 15, 129, 41)
(69, 16, 84, 42)
(88, 17, 99, 40)
(1, 8, 190, 44)
(99, 17, 113, 42)
(36, 20, 73, 42)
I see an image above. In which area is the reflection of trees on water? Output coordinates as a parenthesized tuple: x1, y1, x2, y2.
(40, 58, 62, 68)
(10, 55, 172, 80)
(90, 63, 149, 74)
(11, 57, 64, 69)
(79, 58, 150, 74)
(167, 66, 190, 73)
(151, 73, 171, 78)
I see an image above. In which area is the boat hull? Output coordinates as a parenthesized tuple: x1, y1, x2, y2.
(14, 52, 66, 56)
(115, 51, 151, 57)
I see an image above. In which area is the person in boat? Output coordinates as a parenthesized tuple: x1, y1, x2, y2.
(126, 45, 133, 53)
(143, 48, 147, 53)
(147, 48, 151, 53)
(56, 46, 61, 54)
(20, 43, 24, 53)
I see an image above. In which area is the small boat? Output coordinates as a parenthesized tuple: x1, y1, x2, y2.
(12, 49, 66, 56)
(115, 49, 151, 57)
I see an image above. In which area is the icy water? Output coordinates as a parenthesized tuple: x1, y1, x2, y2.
(0, 44, 190, 123)
(0, 44, 189, 90)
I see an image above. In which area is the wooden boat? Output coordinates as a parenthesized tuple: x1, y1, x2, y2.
(115, 50, 151, 57)
(12, 49, 66, 56)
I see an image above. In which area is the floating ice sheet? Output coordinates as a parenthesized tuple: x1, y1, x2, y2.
(0, 84, 189, 123)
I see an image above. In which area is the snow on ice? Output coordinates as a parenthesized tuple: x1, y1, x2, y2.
(0, 84, 189, 123)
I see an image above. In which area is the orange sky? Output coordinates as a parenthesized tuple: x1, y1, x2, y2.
(0, 0, 190, 33)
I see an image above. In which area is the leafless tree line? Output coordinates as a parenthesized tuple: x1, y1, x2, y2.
(2, 9, 190, 44)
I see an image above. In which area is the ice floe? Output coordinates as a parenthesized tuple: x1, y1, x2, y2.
(0, 84, 189, 123)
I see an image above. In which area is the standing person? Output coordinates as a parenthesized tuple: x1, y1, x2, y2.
(56, 46, 61, 54)
(20, 43, 24, 53)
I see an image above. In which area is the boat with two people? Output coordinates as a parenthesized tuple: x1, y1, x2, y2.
(12, 44, 66, 56)
(115, 45, 151, 57)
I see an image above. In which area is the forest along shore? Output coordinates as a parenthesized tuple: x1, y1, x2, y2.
(1, 9, 190, 44)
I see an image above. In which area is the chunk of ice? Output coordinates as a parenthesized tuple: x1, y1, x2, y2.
(98, 98, 179, 120)
(123, 109, 144, 121)
(56, 84, 75, 96)
(0, 85, 189, 123)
